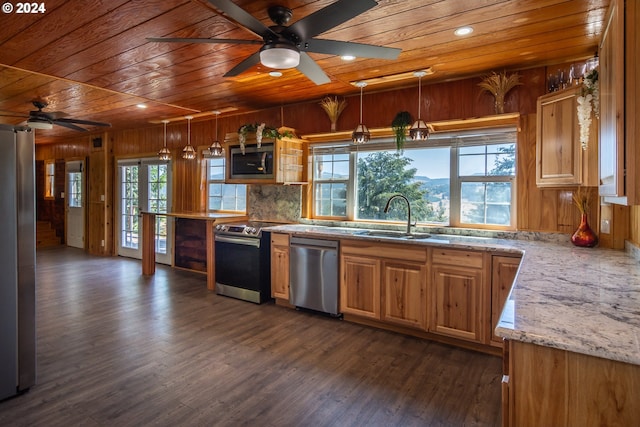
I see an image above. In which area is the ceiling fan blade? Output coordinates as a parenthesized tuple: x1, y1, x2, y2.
(0, 113, 29, 119)
(305, 39, 400, 60)
(223, 51, 261, 77)
(206, 0, 277, 39)
(297, 52, 331, 85)
(55, 118, 111, 127)
(147, 37, 262, 45)
(51, 121, 87, 132)
(287, 0, 377, 41)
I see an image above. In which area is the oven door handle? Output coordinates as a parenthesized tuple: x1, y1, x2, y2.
(214, 234, 260, 247)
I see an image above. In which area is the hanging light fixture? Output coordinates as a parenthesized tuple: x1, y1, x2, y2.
(409, 71, 430, 141)
(352, 81, 370, 144)
(208, 111, 224, 157)
(182, 115, 196, 160)
(158, 120, 171, 161)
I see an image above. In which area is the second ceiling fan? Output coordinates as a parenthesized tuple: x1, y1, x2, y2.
(147, 0, 400, 85)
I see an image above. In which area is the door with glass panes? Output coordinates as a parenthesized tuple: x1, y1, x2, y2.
(117, 159, 172, 264)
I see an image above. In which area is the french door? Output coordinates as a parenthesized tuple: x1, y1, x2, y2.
(117, 159, 172, 265)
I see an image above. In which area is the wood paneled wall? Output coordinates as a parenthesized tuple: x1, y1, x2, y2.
(34, 66, 638, 251)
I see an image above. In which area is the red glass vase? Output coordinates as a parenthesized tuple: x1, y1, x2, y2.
(571, 213, 598, 247)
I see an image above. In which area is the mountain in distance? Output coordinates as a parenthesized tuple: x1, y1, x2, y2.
(414, 175, 450, 201)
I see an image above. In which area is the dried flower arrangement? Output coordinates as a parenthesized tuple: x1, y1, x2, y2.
(478, 71, 522, 114)
(319, 96, 347, 132)
(576, 69, 598, 150)
(237, 123, 293, 153)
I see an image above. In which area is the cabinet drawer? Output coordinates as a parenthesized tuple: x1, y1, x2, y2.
(432, 248, 483, 269)
(271, 232, 289, 246)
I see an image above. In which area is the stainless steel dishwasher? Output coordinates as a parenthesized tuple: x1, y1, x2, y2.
(289, 236, 340, 316)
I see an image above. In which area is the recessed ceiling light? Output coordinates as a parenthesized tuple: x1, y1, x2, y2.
(136, 103, 147, 109)
(269, 71, 283, 77)
(454, 26, 474, 36)
(341, 55, 356, 61)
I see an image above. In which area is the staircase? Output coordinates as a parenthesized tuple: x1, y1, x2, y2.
(37, 221, 61, 248)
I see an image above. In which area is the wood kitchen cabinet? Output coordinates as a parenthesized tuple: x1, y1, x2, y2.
(381, 258, 428, 330)
(430, 248, 487, 344)
(599, 0, 640, 204)
(270, 232, 290, 300)
(503, 340, 640, 427)
(340, 241, 429, 324)
(536, 86, 597, 187)
(490, 255, 521, 347)
(340, 252, 381, 319)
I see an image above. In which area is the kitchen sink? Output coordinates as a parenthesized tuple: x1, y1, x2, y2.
(355, 230, 432, 240)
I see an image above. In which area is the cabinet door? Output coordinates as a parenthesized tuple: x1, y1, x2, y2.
(382, 260, 427, 329)
(340, 254, 380, 319)
(599, 0, 625, 197)
(536, 88, 582, 187)
(490, 255, 521, 347)
(270, 233, 290, 300)
(431, 264, 484, 343)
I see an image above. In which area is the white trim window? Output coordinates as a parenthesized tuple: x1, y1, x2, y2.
(310, 128, 517, 229)
(207, 157, 246, 212)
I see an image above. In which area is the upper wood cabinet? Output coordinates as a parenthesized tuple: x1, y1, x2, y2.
(224, 128, 308, 185)
(536, 86, 597, 187)
(599, 0, 639, 204)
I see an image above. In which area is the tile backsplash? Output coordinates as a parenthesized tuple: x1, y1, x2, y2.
(248, 184, 302, 223)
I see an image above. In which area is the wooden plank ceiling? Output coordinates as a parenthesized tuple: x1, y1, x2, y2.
(0, 0, 609, 143)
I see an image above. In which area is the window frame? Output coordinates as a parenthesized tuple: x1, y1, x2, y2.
(309, 128, 517, 230)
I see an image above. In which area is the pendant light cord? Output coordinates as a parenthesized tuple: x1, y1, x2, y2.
(359, 85, 364, 123)
(417, 75, 422, 119)
(163, 121, 167, 147)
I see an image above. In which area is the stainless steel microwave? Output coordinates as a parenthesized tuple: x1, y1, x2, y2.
(230, 143, 274, 179)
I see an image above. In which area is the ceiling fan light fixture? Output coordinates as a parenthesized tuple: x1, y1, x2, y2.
(260, 44, 300, 69)
(26, 118, 53, 130)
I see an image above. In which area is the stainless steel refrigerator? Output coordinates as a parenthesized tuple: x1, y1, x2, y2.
(0, 126, 36, 400)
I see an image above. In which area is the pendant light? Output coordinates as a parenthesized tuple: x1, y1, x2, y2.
(409, 71, 430, 141)
(182, 115, 196, 160)
(352, 81, 370, 144)
(158, 119, 171, 161)
(208, 111, 224, 157)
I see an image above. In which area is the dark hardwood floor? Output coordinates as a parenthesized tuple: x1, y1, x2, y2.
(0, 247, 502, 426)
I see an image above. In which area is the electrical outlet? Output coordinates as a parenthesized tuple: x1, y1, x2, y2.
(101, 239, 105, 247)
(600, 219, 611, 234)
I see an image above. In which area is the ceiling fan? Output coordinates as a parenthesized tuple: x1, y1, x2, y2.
(147, 0, 401, 85)
(0, 100, 111, 132)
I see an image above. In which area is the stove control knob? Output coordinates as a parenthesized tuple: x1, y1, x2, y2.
(215, 224, 222, 231)
(248, 227, 257, 235)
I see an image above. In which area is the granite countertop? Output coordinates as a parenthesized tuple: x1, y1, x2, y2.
(267, 224, 640, 366)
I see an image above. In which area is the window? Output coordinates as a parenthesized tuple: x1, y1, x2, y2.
(313, 148, 349, 217)
(207, 157, 246, 212)
(68, 171, 82, 207)
(311, 129, 516, 229)
(44, 160, 55, 199)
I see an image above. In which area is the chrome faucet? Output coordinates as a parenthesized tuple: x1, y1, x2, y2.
(383, 194, 414, 235)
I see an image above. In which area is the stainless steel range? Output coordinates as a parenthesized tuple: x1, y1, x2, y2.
(214, 221, 279, 304)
